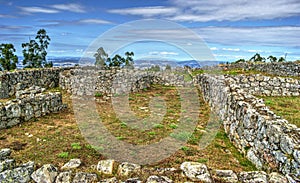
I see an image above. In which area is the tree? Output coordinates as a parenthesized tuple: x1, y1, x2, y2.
(235, 59, 246, 63)
(22, 29, 52, 68)
(94, 47, 108, 68)
(267, 55, 277, 63)
(148, 65, 160, 71)
(165, 64, 171, 70)
(278, 57, 285, 62)
(94, 47, 134, 69)
(0, 43, 18, 71)
(124, 51, 134, 69)
(250, 53, 265, 62)
(109, 54, 125, 67)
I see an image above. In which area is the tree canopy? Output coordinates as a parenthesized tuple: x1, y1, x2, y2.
(22, 29, 52, 68)
(0, 43, 18, 71)
(94, 47, 134, 69)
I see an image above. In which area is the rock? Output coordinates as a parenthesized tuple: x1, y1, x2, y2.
(215, 170, 238, 183)
(239, 171, 267, 183)
(180, 162, 213, 183)
(97, 159, 115, 175)
(20, 161, 35, 175)
(61, 159, 81, 170)
(0, 149, 11, 161)
(117, 162, 141, 177)
(146, 175, 173, 183)
(98, 177, 118, 183)
(31, 164, 58, 183)
(246, 149, 263, 169)
(0, 166, 32, 183)
(0, 159, 16, 172)
(73, 172, 98, 183)
(55, 171, 72, 183)
(124, 177, 142, 183)
(268, 172, 287, 183)
(280, 135, 294, 155)
(285, 174, 299, 183)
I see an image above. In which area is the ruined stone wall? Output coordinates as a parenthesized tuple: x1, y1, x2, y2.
(222, 62, 300, 77)
(196, 74, 300, 176)
(227, 74, 300, 96)
(59, 68, 191, 96)
(0, 86, 66, 130)
(0, 68, 71, 99)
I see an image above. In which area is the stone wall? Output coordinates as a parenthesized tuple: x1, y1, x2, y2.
(59, 68, 192, 96)
(0, 86, 66, 130)
(222, 62, 300, 77)
(196, 74, 300, 176)
(0, 68, 71, 99)
(227, 74, 300, 96)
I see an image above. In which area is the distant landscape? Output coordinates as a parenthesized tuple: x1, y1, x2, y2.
(15, 56, 223, 69)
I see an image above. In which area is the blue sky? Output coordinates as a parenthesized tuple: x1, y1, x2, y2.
(0, 0, 299, 62)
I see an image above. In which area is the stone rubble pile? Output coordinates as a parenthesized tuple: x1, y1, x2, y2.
(0, 148, 294, 183)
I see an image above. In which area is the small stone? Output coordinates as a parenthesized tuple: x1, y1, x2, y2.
(124, 177, 142, 183)
(215, 170, 238, 183)
(0, 166, 32, 183)
(98, 177, 118, 183)
(180, 162, 213, 183)
(31, 164, 58, 183)
(239, 171, 267, 183)
(20, 161, 35, 175)
(0, 149, 11, 160)
(73, 172, 98, 183)
(117, 162, 141, 177)
(55, 171, 72, 183)
(268, 172, 287, 183)
(146, 175, 173, 183)
(97, 159, 115, 175)
(61, 159, 81, 170)
(0, 159, 15, 172)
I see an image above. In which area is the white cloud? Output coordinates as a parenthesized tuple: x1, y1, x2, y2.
(49, 50, 66, 53)
(193, 26, 300, 47)
(108, 0, 300, 22)
(0, 14, 15, 18)
(79, 19, 112, 24)
(171, 0, 300, 22)
(149, 51, 179, 56)
(108, 6, 178, 17)
(51, 3, 86, 13)
(210, 47, 218, 51)
(222, 48, 240, 51)
(19, 6, 59, 14)
(247, 49, 263, 53)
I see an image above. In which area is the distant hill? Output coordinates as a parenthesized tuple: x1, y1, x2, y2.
(16, 56, 224, 68)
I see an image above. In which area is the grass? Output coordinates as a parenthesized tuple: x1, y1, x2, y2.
(0, 86, 256, 182)
(261, 96, 300, 128)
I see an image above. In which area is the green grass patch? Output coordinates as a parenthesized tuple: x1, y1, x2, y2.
(261, 96, 300, 127)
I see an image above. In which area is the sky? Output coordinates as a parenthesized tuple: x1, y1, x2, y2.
(0, 0, 299, 62)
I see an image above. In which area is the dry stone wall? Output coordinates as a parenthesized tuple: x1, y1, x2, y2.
(196, 74, 300, 177)
(0, 68, 72, 99)
(59, 68, 192, 96)
(222, 62, 300, 77)
(227, 74, 300, 96)
(0, 86, 66, 130)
